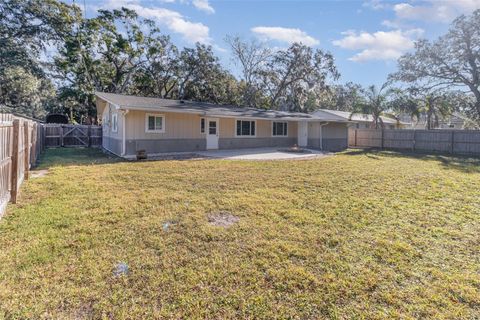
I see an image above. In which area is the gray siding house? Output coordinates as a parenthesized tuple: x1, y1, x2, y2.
(96, 92, 350, 159)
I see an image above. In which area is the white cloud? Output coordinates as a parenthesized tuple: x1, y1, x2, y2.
(192, 0, 215, 14)
(381, 19, 401, 28)
(101, 0, 211, 44)
(362, 0, 389, 10)
(394, 0, 480, 23)
(333, 29, 423, 62)
(251, 26, 319, 46)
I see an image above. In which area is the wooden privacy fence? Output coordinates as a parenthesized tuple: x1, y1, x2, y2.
(44, 124, 102, 148)
(0, 114, 44, 217)
(0, 115, 102, 217)
(349, 128, 480, 155)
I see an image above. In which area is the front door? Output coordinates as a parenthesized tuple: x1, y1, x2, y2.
(206, 118, 219, 149)
(298, 121, 308, 147)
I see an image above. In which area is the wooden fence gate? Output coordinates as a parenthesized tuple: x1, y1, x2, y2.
(44, 124, 102, 148)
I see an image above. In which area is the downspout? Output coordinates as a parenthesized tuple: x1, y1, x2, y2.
(121, 109, 129, 157)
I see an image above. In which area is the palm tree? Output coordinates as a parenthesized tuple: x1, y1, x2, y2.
(421, 95, 453, 130)
(351, 83, 394, 129)
(393, 88, 454, 130)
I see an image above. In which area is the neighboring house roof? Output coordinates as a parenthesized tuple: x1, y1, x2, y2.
(312, 109, 407, 125)
(398, 112, 474, 129)
(95, 92, 351, 122)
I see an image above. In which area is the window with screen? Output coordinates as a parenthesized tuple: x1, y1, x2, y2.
(272, 122, 288, 136)
(146, 114, 165, 133)
(236, 120, 255, 136)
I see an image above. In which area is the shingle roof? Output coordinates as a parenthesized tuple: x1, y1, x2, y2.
(312, 109, 406, 125)
(96, 92, 350, 122)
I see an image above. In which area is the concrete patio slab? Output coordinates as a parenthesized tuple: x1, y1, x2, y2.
(196, 148, 330, 160)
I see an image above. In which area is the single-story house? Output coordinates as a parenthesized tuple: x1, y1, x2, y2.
(95, 92, 351, 159)
(312, 109, 409, 129)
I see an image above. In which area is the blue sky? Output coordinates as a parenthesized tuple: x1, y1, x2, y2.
(78, 0, 480, 86)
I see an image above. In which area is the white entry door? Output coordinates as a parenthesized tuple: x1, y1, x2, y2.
(298, 121, 308, 147)
(206, 118, 219, 149)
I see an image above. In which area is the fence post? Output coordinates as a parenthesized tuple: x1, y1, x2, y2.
(87, 125, 92, 147)
(412, 130, 416, 152)
(451, 130, 455, 154)
(41, 124, 45, 152)
(23, 121, 30, 180)
(31, 122, 37, 166)
(381, 128, 384, 149)
(10, 119, 20, 203)
(60, 125, 64, 147)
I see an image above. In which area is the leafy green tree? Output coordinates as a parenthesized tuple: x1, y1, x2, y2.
(54, 8, 156, 119)
(0, 66, 55, 118)
(352, 83, 397, 129)
(391, 9, 480, 124)
(179, 43, 240, 104)
(0, 0, 80, 118)
(132, 34, 180, 98)
(260, 43, 339, 111)
(0, 0, 80, 74)
(391, 88, 470, 129)
(317, 82, 364, 111)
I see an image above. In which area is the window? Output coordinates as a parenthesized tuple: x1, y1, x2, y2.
(236, 120, 255, 137)
(146, 114, 165, 133)
(208, 120, 217, 135)
(200, 118, 205, 133)
(272, 121, 288, 136)
(111, 113, 118, 133)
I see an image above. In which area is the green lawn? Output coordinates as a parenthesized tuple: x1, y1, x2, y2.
(1, 148, 479, 319)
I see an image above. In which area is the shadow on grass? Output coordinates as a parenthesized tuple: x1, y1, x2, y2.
(343, 148, 480, 173)
(36, 148, 122, 169)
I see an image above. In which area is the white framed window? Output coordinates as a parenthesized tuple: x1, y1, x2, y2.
(145, 113, 165, 133)
(272, 121, 288, 136)
(236, 120, 256, 137)
(200, 117, 206, 134)
(111, 113, 118, 133)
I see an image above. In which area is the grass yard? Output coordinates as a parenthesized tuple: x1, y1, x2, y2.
(1, 148, 479, 319)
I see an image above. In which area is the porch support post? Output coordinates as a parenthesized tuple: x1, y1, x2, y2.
(121, 109, 129, 157)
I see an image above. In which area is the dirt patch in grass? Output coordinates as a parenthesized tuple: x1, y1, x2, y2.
(30, 169, 49, 178)
(208, 212, 239, 227)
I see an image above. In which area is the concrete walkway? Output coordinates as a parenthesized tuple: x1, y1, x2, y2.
(196, 147, 329, 160)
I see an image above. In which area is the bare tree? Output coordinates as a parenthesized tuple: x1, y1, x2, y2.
(225, 36, 271, 107)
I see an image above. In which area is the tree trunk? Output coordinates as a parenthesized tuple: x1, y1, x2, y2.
(426, 97, 432, 130)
